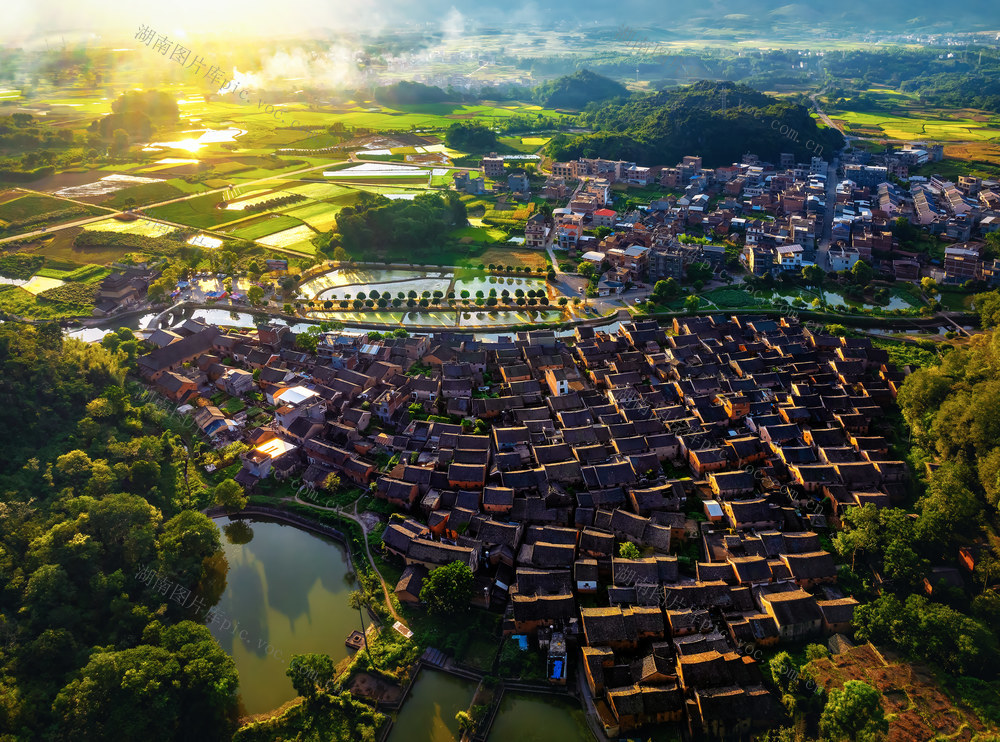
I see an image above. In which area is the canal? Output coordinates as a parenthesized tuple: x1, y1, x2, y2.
(208, 516, 359, 715)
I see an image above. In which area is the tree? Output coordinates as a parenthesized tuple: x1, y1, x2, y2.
(618, 542, 641, 559)
(819, 681, 888, 742)
(111, 128, 129, 155)
(921, 277, 938, 294)
(974, 291, 1000, 328)
(419, 560, 473, 616)
(852, 260, 873, 285)
(156, 510, 220, 587)
(684, 295, 701, 313)
(686, 261, 713, 284)
(214, 479, 247, 512)
(651, 278, 680, 303)
(56, 449, 94, 488)
(247, 286, 264, 306)
(802, 264, 825, 286)
(287, 653, 336, 700)
(348, 590, 375, 668)
(322, 473, 341, 493)
(52, 622, 238, 742)
(333, 246, 350, 263)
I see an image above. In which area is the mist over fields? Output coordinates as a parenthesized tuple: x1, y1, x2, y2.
(3, 0, 999, 45)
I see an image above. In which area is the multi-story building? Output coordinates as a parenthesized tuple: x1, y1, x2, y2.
(481, 153, 505, 179)
(943, 243, 983, 284)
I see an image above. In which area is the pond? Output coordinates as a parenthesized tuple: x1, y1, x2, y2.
(387, 670, 477, 742)
(487, 692, 593, 742)
(208, 516, 360, 715)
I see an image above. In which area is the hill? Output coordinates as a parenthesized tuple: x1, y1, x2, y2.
(547, 80, 844, 167)
(374, 81, 450, 106)
(532, 69, 628, 110)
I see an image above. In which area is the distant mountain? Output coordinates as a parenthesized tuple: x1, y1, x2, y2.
(532, 70, 628, 110)
(547, 80, 845, 168)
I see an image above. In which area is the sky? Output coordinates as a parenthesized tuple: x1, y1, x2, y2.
(1, 0, 537, 44)
(3, 0, 998, 45)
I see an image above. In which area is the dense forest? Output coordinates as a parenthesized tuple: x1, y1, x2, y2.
(0, 324, 239, 740)
(91, 90, 180, 140)
(373, 81, 450, 106)
(444, 121, 499, 152)
(547, 80, 844, 167)
(829, 325, 1000, 715)
(531, 69, 628, 110)
(316, 190, 467, 258)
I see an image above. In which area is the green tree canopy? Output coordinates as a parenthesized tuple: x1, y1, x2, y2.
(214, 479, 247, 512)
(419, 561, 473, 616)
(819, 680, 888, 742)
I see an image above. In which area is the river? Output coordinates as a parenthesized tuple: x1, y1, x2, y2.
(208, 516, 359, 715)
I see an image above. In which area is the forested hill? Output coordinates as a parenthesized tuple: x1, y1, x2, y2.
(547, 80, 844, 167)
(532, 69, 628, 110)
(0, 325, 239, 740)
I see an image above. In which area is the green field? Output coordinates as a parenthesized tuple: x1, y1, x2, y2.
(101, 180, 186, 208)
(450, 225, 510, 243)
(83, 217, 174, 237)
(145, 192, 233, 229)
(281, 200, 356, 232)
(0, 194, 83, 222)
(35, 264, 110, 282)
(825, 105, 1000, 142)
(0, 285, 88, 319)
(228, 215, 303, 240)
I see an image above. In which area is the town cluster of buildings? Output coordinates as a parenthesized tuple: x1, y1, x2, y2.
(520, 147, 999, 289)
(135, 312, 918, 739)
(373, 315, 911, 739)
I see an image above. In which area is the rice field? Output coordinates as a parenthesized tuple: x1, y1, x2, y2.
(0, 194, 83, 222)
(826, 107, 1000, 142)
(283, 182, 357, 199)
(256, 224, 317, 249)
(22, 275, 65, 295)
(145, 192, 232, 229)
(281, 201, 353, 232)
(223, 191, 284, 210)
(187, 233, 224, 249)
(82, 217, 174, 237)
(228, 215, 303, 240)
(323, 163, 433, 178)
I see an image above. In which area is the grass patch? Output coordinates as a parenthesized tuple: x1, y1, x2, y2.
(35, 264, 110, 282)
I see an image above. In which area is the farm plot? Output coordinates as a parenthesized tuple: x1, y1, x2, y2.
(281, 201, 351, 232)
(0, 194, 80, 222)
(227, 215, 303, 240)
(256, 224, 317, 250)
(146, 192, 233, 229)
(82, 217, 175, 237)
